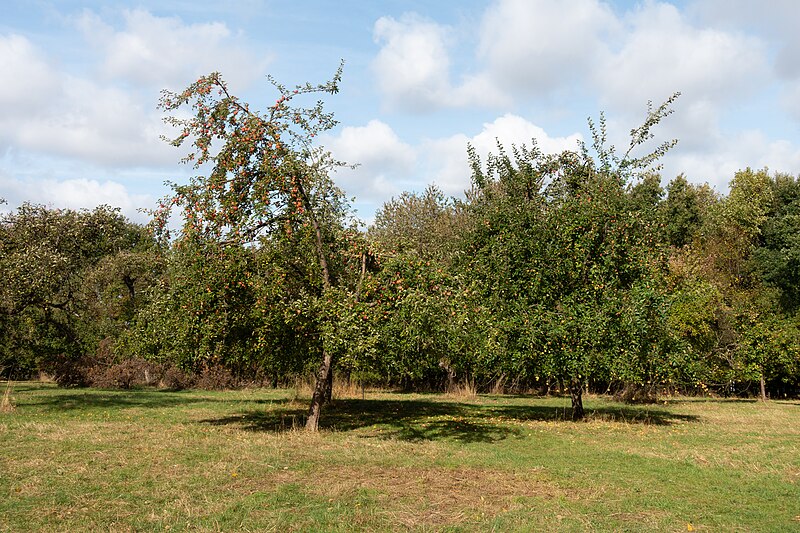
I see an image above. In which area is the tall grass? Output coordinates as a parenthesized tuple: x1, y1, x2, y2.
(0, 380, 15, 413)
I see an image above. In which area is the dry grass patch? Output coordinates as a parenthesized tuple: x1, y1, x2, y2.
(1, 381, 16, 413)
(308, 464, 581, 527)
(786, 466, 800, 484)
(444, 379, 478, 401)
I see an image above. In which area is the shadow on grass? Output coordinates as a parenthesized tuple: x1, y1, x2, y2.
(665, 397, 761, 404)
(17, 384, 293, 412)
(201, 396, 699, 443)
(14, 382, 700, 443)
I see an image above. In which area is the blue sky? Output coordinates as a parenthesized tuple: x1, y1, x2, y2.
(2, 0, 800, 224)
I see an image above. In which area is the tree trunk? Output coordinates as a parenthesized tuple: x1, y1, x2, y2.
(297, 180, 334, 431)
(760, 372, 767, 402)
(569, 379, 585, 421)
(306, 350, 333, 431)
(323, 365, 333, 404)
(123, 274, 136, 304)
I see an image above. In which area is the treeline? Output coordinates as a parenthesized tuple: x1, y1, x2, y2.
(1, 72, 799, 423)
(2, 160, 798, 410)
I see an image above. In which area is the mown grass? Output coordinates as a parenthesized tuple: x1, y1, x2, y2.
(1, 382, 798, 532)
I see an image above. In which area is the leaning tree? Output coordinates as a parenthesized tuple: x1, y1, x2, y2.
(156, 64, 366, 430)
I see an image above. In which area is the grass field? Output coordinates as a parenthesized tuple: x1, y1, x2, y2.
(1, 382, 798, 532)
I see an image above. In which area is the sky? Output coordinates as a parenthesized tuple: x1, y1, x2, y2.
(2, 0, 800, 225)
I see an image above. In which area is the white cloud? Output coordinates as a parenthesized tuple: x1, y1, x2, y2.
(781, 80, 800, 123)
(0, 7, 269, 228)
(10, 76, 175, 167)
(0, 34, 61, 118)
(323, 120, 416, 201)
(75, 8, 272, 91)
(662, 128, 800, 191)
(423, 114, 583, 196)
(0, 8, 269, 172)
(324, 116, 582, 209)
(372, 14, 451, 111)
(689, 0, 800, 124)
(0, 173, 153, 223)
(471, 114, 583, 155)
(478, 0, 618, 94)
(372, 14, 508, 111)
(594, 2, 767, 112)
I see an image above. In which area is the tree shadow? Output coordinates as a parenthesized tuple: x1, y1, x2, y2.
(201, 396, 699, 443)
(15, 382, 700, 442)
(664, 397, 760, 405)
(18, 386, 293, 412)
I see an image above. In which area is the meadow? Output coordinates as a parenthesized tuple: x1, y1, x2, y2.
(1, 382, 798, 532)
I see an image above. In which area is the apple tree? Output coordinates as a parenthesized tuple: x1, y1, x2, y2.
(155, 64, 368, 429)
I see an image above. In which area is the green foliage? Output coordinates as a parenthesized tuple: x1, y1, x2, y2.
(750, 173, 800, 312)
(3, 72, 799, 401)
(457, 96, 681, 413)
(662, 175, 707, 247)
(122, 243, 257, 373)
(370, 185, 463, 263)
(662, 168, 800, 393)
(154, 65, 346, 245)
(735, 308, 800, 389)
(153, 66, 374, 428)
(0, 204, 157, 379)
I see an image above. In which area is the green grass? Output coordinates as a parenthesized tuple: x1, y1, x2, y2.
(1, 382, 799, 532)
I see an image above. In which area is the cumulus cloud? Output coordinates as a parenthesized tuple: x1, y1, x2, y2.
(0, 172, 153, 223)
(323, 120, 416, 202)
(371, 1, 770, 126)
(594, 2, 767, 113)
(0, 7, 274, 227)
(75, 8, 272, 91)
(372, 14, 451, 111)
(423, 114, 583, 196)
(372, 14, 508, 111)
(323, 115, 584, 215)
(0, 8, 270, 172)
(9, 76, 175, 167)
(663, 128, 800, 192)
(0, 34, 61, 119)
(478, 0, 618, 94)
(689, 0, 800, 123)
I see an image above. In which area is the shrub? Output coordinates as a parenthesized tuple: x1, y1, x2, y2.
(195, 365, 238, 390)
(43, 354, 94, 387)
(88, 358, 157, 389)
(160, 366, 195, 391)
(613, 383, 659, 404)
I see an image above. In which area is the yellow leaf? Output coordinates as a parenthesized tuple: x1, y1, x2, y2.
(687, 523, 695, 531)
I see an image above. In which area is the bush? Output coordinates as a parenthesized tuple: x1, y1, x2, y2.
(195, 365, 238, 390)
(613, 383, 660, 404)
(160, 366, 195, 391)
(43, 354, 94, 387)
(88, 358, 158, 389)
